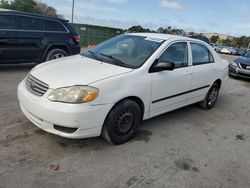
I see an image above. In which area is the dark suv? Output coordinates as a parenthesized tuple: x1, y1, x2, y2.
(0, 9, 81, 64)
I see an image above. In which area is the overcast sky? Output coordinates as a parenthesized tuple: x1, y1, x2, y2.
(42, 0, 250, 37)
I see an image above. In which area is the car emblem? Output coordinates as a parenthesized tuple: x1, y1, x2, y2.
(246, 66, 250, 70)
(30, 81, 36, 89)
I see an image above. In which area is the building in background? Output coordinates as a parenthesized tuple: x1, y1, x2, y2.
(201, 32, 236, 41)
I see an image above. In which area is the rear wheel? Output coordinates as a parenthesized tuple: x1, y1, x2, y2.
(45, 48, 68, 62)
(101, 99, 141, 145)
(199, 83, 220, 110)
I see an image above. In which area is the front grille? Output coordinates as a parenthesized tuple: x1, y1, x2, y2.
(26, 74, 49, 96)
(238, 72, 250, 78)
(240, 63, 250, 70)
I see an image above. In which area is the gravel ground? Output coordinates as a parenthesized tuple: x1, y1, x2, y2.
(0, 54, 250, 188)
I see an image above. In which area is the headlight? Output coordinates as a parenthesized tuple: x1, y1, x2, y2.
(230, 61, 238, 67)
(48, 86, 99, 103)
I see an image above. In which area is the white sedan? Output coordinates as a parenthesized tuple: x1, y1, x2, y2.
(18, 33, 228, 144)
(220, 47, 230, 54)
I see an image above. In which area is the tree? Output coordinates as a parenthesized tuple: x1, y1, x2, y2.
(0, 0, 63, 18)
(157, 27, 163, 33)
(210, 35, 220, 43)
(0, 0, 39, 13)
(161, 27, 184, 35)
(36, 1, 63, 18)
(127, 25, 154, 33)
(0, 0, 10, 9)
(220, 38, 232, 46)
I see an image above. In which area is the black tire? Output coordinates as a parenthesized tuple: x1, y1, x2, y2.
(199, 83, 220, 110)
(101, 99, 142, 145)
(45, 48, 68, 61)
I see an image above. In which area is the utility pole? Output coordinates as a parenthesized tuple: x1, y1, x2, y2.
(248, 42, 250, 50)
(71, 0, 75, 23)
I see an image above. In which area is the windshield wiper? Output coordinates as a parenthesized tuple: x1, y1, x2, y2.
(100, 53, 124, 65)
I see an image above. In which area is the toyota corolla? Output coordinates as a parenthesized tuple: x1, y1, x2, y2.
(18, 33, 228, 145)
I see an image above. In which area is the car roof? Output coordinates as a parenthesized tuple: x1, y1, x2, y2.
(0, 8, 67, 22)
(126, 32, 206, 43)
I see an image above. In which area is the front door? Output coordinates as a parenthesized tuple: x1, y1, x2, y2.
(15, 15, 45, 63)
(150, 42, 192, 117)
(0, 14, 18, 63)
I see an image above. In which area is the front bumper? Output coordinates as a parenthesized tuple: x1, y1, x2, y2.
(228, 64, 250, 79)
(18, 80, 113, 139)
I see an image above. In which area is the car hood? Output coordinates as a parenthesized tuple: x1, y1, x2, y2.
(235, 56, 250, 65)
(30, 55, 133, 88)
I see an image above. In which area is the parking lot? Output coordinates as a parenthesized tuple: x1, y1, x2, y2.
(0, 54, 250, 188)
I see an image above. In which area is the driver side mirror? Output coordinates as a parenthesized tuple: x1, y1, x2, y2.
(149, 60, 175, 73)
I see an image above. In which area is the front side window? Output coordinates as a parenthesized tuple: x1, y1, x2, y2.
(158, 42, 188, 68)
(191, 43, 214, 65)
(45, 20, 66, 32)
(0, 15, 14, 29)
(16, 16, 44, 30)
(83, 35, 165, 68)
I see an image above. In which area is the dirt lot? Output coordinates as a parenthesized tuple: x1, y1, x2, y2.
(0, 54, 250, 188)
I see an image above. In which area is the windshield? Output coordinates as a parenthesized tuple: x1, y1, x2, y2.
(243, 50, 250, 58)
(82, 35, 165, 68)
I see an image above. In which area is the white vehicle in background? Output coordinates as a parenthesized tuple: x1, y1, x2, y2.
(18, 33, 228, 145)
(220, 46, 230, 54)
(211, 43, 222, 53)
(229, 47, 237, 55)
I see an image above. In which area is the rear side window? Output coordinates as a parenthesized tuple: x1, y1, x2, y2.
(16, 16, 44, 30)
(191, 43, 214, 65)
(44, 20, 67, 32)
(0, 15, 14, 29)
(159, 42, 188, 68)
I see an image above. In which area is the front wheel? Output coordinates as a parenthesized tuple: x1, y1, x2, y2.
(199, 83, 220, 110)
(101, 99, 142, 145)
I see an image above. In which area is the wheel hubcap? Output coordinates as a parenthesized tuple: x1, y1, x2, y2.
(114, 110, 134, 135)
(208, 87, 218, 106)
(52, 53, 65, 59)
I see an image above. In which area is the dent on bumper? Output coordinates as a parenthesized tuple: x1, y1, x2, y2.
(18, 81, 113, 139)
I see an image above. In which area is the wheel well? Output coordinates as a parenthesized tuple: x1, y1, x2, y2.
(43, 45, 70, 62)
(47, 45, 70, 55)
(114, 96, 145, 121)
(214, 79, 222, 89)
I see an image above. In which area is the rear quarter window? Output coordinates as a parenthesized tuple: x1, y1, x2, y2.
(0, 14, 14, 29)
(44, 20, 67, 32)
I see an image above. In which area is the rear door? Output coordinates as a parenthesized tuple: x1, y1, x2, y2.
(0, 13, 17, 63)
(189, 42, 217, 99)
(43, 19, 69, 48)
(15, 15, 45, 62)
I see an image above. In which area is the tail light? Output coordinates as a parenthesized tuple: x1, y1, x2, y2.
(73, 35, 80, 43)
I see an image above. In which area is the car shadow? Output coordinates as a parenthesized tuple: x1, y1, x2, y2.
(39, 104, 199, 149)
(229, 75, 250, 83)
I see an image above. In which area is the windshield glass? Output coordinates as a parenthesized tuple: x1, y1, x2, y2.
(243, 51, 250, 58)
(82, 35, 165, 68)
